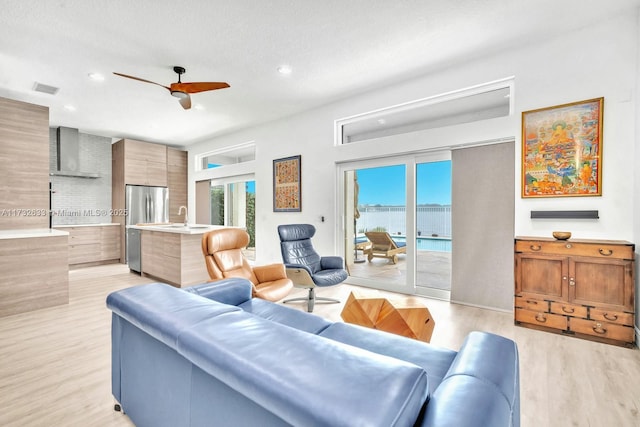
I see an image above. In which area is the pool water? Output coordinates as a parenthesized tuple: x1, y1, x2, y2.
(393, 236, 452, 252)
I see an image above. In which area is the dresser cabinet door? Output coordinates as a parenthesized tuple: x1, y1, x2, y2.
(569, 257, 634, 312)
(515, 254, 569, 301)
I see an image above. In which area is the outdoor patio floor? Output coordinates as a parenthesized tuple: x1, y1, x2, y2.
(347, 250, 451, 291)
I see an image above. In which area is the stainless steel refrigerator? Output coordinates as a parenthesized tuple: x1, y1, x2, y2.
(125, 185, 169, 271)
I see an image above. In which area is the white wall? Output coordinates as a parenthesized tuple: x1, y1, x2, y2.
(188, 11, 639, 310)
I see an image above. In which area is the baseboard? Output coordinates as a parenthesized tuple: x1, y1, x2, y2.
(448, 298, 512, 314)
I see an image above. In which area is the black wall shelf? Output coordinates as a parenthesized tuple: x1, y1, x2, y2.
(530, 210, 599, 219)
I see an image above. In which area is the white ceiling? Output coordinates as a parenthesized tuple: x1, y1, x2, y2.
(1, 0, 638, 147)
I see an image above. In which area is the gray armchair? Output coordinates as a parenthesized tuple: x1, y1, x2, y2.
(277, 224, 348, 312)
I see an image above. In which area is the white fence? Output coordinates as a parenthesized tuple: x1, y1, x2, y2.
(356, 205, 451, 237)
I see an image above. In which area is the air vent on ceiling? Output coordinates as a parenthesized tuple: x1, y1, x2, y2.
(33, 82, 59, 95)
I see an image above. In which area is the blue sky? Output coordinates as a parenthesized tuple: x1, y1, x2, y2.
(356, 161, 451, 205)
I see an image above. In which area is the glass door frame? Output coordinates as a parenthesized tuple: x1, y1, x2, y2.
(337, 151, 450, 297)
(208, 173, 255, 227)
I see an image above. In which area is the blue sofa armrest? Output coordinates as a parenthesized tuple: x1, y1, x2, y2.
(185, 278, 253, 306)
(320, 255, 344, 270)
(419, 331, 520, 427)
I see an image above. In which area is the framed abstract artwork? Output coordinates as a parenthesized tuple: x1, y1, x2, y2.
(273, 155, 301, 212)
(522, 97, 603, 198)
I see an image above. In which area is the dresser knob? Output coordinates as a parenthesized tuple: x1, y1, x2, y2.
(561, 306, 575, 314)
(603, 313, 618, 321)
(530, 245, 541, 251)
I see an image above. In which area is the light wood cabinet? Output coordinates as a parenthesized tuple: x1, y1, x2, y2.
(0, 97, 49, 230)
(54, 225, 120, 266)
(115, 139, 167, 187)
(514, 237, 635, 347)
(167, 148, 187, 223)
(140, 230, 209, 287)
(0, 234, 68, 317)
(112, 139, 177, 262)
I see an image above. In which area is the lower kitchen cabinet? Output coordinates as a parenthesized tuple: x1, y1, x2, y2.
(54, 224, 120, 267)
(514, 236, 635, 347)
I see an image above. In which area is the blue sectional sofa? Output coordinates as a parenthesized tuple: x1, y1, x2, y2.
(107, 278, 520, 427)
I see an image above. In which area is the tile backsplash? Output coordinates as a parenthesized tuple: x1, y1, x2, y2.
(49, 128, 113, 225)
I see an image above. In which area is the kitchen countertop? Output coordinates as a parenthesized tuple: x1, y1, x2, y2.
(127, 224, 228, 235)
(0, 228, 69, 240)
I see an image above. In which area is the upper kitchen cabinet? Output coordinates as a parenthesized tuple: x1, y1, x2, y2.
(113, 139, 167, 187)
(0, 97, 49, 230)
(167, 148, 187, 224)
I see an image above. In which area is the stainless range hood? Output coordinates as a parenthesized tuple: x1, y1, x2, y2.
(51, 127, 100, 178)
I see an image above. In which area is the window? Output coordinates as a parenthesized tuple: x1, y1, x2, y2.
(336, 78, 513, 145)
(197, 142, 255, 171)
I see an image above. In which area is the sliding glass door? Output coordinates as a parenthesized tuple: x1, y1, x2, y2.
(415, 157, 451, 299)
(348, 163, 409, 291)
(341, 152, 450, 298)
(207, 178, 256, 260)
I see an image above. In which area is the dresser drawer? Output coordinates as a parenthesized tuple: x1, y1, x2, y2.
(570, 318, 635, 343)
(549, 301, 588, 318)
(515, 240, 633, 260)
(515, 296, 549, 312)
(589, 308, 634, 327)
(515, 308, 568, 330)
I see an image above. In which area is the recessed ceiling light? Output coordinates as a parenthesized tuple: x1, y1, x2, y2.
(88, 72, 105, 82)
(377, 118, 386, 125)
(63, 105, 76, 112)
(194, 104, 205, 110)
(277, 65, 292, 75)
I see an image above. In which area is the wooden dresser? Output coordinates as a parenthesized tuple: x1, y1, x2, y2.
(514, 236, 635, 347)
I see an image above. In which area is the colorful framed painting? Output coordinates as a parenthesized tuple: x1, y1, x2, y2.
(273, 155, 301, 212)
(522, 97, 603, 198)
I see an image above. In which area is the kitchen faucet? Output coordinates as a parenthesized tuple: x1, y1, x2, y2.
(178, 206, 188, 226)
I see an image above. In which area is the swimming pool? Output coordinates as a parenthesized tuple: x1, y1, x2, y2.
(393, 236, 452, 252)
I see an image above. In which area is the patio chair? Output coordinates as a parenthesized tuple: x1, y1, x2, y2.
(364, 231, 407, 264)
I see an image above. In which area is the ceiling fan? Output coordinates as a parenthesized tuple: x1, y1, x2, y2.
(113, 66, 230, 110)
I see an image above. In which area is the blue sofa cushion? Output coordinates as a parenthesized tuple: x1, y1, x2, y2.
(319, 322, 456, 393)
(239, 298, 332, 334)
(185, 278, 252, 306)
(176, 310, 429, 427)
(106, 282, 240, 348)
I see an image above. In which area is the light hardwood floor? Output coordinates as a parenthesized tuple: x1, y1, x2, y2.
(0, 264, 638, 426)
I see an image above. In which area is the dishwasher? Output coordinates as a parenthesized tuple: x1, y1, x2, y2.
(126, 228, 142, 273)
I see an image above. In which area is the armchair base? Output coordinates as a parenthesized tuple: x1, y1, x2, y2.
(284, 288, 340, 312)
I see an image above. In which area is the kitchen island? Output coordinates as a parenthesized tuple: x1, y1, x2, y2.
(128, 224, 226, 287)
(0, 228, 69, 317)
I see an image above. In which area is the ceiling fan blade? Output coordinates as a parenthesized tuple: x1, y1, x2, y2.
(171, 82, 230, 94)
(179, 94, 192, 110)
(113, 72, 170, 91)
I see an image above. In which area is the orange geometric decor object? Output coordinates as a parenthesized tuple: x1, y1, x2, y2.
(340, 292, 385, 328)
(340, 292, 435, 343)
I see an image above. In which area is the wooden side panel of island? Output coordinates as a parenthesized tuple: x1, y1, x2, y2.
(140, 230, 209, 287)
(0, 235, 69, 317)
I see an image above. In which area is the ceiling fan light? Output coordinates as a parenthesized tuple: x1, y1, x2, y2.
(171, 90, 188, 99)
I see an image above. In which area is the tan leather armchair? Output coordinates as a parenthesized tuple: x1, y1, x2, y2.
(201, 228, 293, 302)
